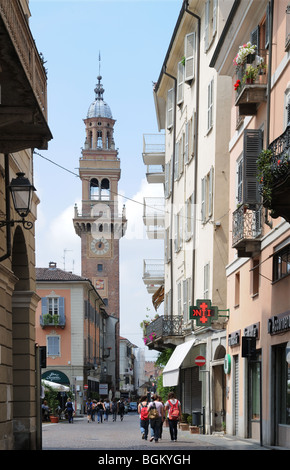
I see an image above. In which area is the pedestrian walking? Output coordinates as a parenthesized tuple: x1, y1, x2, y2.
(164, 391, 182, 442)
(157, 395, 164, 439)
(91, 399, 97, 421)
(138, 396, 149, 440)
(65, 397, 74, 423)
(104, 398, 111, 421)
(118, 398, 125, 421)
(86, 398, 93, 423)
(96, 399, 105, 423)
(148, 394, 164, 443)
(112, 399, 118, 422)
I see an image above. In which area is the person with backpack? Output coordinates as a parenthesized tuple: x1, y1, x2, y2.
(118, 398, 125, 421)
(65, 397, 74, 423)
(165, 391, 182, 442)
(96, 399, 105, 423)
(148, 394, 164, 442)
(138, 396, 149, 440)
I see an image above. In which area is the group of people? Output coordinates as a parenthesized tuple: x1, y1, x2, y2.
(86, 398, 125, 423)
(138, 392, 181, 443)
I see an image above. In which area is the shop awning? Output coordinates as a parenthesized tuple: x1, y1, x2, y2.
(41, 379, 70, 392)
(162, 338, 196, 387)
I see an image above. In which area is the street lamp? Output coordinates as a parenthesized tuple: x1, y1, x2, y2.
(0, 165, 36, 263)
(0, 172, 36, 229)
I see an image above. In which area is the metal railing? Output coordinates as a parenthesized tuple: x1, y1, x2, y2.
(232, 204, 263, 247)
(143, 259, 164, 279)
(143, 134, 165, 154)
(235, 50, 268, 101)
(145, 315, 183, 341)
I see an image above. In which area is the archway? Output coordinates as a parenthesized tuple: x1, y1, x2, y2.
(212, 344, 226, 432)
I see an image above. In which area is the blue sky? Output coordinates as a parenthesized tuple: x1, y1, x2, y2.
(30, 0, 181, 358)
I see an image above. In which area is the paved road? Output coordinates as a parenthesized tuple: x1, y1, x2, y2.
(41, 413, 269, 452)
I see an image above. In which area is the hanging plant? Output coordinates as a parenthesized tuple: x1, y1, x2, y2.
(257, 149, 274, 204)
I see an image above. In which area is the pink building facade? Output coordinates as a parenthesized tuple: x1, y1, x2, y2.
(211, 0, 290, 448)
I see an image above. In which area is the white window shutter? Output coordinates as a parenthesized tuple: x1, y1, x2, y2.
(213, 0, 217, 37)
(167, 88, 174, 129)
(177, 61, 184, 105)
(174, 141, 179, 180)
(185, 32, 196, 82)
(208, 166, 214, 217)
(185, 121, 189, 164)
(201, 177, 206, 223)
(204, 0, 210, 51)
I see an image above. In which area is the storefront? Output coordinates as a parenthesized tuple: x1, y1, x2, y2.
(268, 312, 290, 447)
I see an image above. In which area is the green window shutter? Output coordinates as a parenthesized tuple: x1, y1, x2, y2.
(243, 129, 263, 204)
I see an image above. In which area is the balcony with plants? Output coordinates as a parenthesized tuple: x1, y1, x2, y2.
(233, 42, 268, 116)
(141, 314, 183, 352)
(40, 313, 66, 328)
(257, 124, 290, 222)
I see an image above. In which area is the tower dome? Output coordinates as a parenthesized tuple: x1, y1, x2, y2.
(87, 75, 113, 119)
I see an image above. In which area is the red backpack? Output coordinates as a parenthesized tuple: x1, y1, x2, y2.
(140, 405, 149, 420)
(168, 400, 180, 420)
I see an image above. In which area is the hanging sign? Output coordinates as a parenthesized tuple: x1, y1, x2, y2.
(224, 354, 231, 374)
(189, 299, 218, 326)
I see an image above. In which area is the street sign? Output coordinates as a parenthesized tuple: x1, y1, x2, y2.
(195, 355, 206, 367)
(84, 384, 88, 389)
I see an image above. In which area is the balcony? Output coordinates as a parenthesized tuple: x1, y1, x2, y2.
(40, 314, 66, 328)
(142, 134, 165, 165)
(0, 0, 52, 152)
(143, 197, 165, 239)
(260, 125, 290, 222)
(144, 315, 183, 351)
(232, 204, 263, 257)
(142, 259, 164, 294)
(146, 165, 165, 184)
(235, 53, 268, 116)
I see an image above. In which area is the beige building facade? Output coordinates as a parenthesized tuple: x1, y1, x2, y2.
(211, 0, 290, 448)
(0, 0, 52, 450)
(142, 0, 232, 433)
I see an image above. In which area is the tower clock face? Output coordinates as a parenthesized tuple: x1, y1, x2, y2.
(90, 237, 110, 255)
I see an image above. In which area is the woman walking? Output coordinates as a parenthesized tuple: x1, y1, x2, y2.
(165, 391, 182, 442)
(138, 396, 149, 440)
(148, 394, 164, 443)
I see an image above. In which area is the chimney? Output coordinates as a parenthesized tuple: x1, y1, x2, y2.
(49, 262, 57, 269)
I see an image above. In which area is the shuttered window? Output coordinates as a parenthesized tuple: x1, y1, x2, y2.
(167, 88, 174, 129)
(177, 61, 184, 105)
(47, 336, 60, 356)
(243, 129, 263, 204)
(184, 32, 196, 82)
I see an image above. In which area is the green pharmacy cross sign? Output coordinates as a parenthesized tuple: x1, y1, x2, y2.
(189, 299, 218, 326)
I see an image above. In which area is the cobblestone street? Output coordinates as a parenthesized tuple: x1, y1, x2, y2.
(41, 413, 268, 452)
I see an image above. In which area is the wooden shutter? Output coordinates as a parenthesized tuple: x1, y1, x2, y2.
(185, 32, 195, 82)
(58, 297, 65, 326)
(201, 177, 206, 222)
(243, 129, 263, 204)
(185, 121, 189, 164)
(167, 88, 174, 129)
(177, 61, 184, 105)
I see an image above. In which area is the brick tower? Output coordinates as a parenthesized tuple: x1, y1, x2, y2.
(73, 69, 127, 389)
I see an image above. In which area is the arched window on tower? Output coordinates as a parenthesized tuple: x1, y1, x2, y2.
(90, 178, 99, 199)
(101, 178, 110, 200)
(97, 131, 102, 148)
(106, 131, 110, 149)
(89, 131, 93, 149)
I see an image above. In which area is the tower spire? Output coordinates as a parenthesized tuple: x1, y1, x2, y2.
(95, 52, 104, 100)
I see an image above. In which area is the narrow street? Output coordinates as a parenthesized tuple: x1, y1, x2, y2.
(41, 412, 268, 453)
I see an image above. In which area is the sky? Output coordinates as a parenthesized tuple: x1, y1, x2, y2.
(29, 0, 182, 360)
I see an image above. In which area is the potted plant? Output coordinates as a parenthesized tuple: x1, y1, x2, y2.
(243, 65, 258, 84)
(257, 148, 274, 205)
(45, 385, 60, 423)
(179, 413, 190, 430)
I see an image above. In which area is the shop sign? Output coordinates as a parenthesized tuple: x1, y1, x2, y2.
(189, 299, 218, 326)
(228, 330, 240, 347)
(268, 311, 290, 335)
(224, 354, 231, 374)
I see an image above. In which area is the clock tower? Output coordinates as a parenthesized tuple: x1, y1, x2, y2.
(73, 71, 126, 387)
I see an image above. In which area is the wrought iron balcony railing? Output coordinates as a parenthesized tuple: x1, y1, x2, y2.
(144, 315, 183, 344)
(232, 204, 263, 257)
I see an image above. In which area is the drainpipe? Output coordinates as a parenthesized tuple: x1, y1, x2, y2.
(184, 0, 201, 310)
(162, 66, 176, 320)
(0, 154, 12, 262)
(265, 0, 274, 229)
